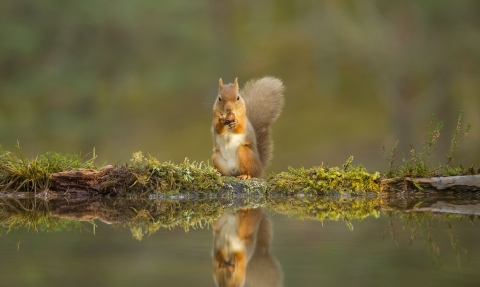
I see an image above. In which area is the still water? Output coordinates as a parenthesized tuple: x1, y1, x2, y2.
(1, 195, 479, 287)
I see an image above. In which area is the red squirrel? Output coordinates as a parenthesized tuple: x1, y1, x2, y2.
(212, 77, 284, 179)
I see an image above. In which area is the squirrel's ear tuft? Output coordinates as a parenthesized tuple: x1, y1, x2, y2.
(218, 78, 223, 88)
(234, 77, 239, 90)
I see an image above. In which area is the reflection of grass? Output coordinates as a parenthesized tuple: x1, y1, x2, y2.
(385, 211, 472, 267)
(267, 195, 381, 230)
(0, 198, 84, 236)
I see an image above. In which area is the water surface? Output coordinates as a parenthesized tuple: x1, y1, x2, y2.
(1, 194, 479, 287)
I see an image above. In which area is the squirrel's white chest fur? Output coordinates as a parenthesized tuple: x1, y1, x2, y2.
(215, 130, 245, 175)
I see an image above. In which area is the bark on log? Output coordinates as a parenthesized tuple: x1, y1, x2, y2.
(49, 165, 129, 196)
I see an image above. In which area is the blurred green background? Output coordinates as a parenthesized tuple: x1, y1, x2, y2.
(1, 0, 479, 173)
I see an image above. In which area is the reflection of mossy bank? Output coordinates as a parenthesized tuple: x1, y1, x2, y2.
(1, 196, 476, 269)
(2, 195, 478, 240)
(0, 198, 84, 235)
(3, 196, 477, 269)
(267, 195, 381, 231)
(0, 196, 263, 240)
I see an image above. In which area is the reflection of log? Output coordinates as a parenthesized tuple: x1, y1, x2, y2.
(379, 194, 480, 215)
(413, 201, 480, 215)
(48, 166, 480, 195)
(380, 175, 480, 192)
(49, 199, 120, 224)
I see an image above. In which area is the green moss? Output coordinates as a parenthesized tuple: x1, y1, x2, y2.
(124, 152, 225, 195)
(267, 157, 380, 195)
(116, 155, 381, 196)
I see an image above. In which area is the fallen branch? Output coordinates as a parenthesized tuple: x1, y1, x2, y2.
(379, 175, 480, 192)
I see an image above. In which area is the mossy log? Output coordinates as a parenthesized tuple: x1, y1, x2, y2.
(47, 165, 480, 196)
(48, 165, 268, 196)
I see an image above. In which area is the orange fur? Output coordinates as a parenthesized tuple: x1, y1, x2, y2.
(237, 145, 262, 179)
(212, 77, 284, 178)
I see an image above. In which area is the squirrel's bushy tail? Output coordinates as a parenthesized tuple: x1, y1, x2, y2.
(241, 77, 285, 167)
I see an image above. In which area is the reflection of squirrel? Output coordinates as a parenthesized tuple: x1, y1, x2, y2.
(212, 77, 285, 179)
(212, 208, 283, 287)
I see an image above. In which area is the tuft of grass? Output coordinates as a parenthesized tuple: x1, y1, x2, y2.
(446, 111, 472, 168)
(384, 111, 476, 178)
(0, 144, 96, 192)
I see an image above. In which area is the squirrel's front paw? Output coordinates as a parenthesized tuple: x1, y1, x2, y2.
(218, 114, 226, 124)
(237, 174, 251, 180)
(226, 119, 237, 129)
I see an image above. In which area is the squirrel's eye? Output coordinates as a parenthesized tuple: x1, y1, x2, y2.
(218, 97, 221, 102)
(236, 96, 240, 101)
